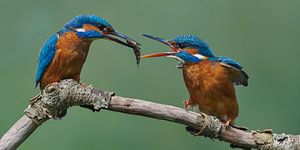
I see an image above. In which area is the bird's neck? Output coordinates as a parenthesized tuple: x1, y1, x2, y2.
(182, 62, 194, 69)
(57, 32, 93, 52)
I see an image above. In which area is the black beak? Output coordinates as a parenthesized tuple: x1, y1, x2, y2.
(105, 31, 141, 65)
(141, 34, 171, 47)
(141, 33, 180, 53)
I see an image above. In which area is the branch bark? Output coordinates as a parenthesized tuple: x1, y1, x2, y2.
(0, 79, 299, 150)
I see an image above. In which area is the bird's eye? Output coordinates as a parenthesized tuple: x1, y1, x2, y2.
(103, 27, 109, 32)
(174, 43, 180, 48)
(98, 25, 105, 30)
(178, 43, 184, 48)
(99, 25, 113, 34)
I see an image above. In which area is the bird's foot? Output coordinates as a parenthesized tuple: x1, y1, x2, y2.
(51, 81, 59, 85)
(224, 120, 231, 130)
(183, 100, 190, 111)
(223, 120, 248, 131)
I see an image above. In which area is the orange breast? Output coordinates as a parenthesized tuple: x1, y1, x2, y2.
(182, 60, 239, 124)
(40, 32, 92, 89)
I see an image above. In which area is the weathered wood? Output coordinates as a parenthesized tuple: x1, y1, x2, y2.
(0, 116, 38, 150)
(0, 79, 299, 150)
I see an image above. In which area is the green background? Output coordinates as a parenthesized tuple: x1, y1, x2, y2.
(1, 0, 300, 149)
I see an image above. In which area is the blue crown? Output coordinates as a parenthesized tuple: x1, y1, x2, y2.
(64, 14, 112, 29)
(171, 35, 215, 57)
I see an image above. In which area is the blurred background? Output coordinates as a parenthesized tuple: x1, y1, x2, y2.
(0, 0, 300, 149)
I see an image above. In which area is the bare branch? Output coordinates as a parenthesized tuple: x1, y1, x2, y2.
(0, 116, 37, 150)
(0, 79, 299, 150)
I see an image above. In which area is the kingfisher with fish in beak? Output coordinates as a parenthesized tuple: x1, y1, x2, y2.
(35, 14, 141, 90)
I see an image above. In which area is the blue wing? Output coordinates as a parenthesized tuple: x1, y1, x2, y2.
(210, 56, 249, 86)
(35, 33, 58, 87)
(217, 56, 243, 69)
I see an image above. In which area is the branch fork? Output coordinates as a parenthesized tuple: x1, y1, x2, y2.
(24, 79, 113, 125)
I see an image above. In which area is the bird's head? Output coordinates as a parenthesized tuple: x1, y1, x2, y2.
(141, 34, 215, 58)
(62, 14, 141, 63)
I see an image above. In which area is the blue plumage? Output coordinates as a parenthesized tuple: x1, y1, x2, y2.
(64, 14, 112, 29)
(209, 56, 249, 86)
(175, 51, 200, 63)
(76, 30, 104, 39)
(173, 51, 243, 69)
(36, 14, 110, 87)
(173, 52, 249, 86)
(209, 56, 243, 69)
(142, 33, 249, 86)
(35, 33, 58, 87)
(57, 27, 104, 38)
(35, 14, 141, 89)
(171, 35, 215, 57)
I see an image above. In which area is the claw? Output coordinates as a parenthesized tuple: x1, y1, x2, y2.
(184, 100, 190, 110)
(224, 120, 231, 130)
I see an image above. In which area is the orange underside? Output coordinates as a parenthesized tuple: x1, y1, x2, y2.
(40, 31, 92, 89)
(183, 60, 239, 124)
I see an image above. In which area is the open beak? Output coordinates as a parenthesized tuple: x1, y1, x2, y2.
(141, 34, 180, 60)
(108, 31, 141, 48)
(142, 34, 179, 52)
(141, 34, 170, 46)
(141, 51, 178, 58)
(104, 31, 141, 65)
(141, 34, 181, 59)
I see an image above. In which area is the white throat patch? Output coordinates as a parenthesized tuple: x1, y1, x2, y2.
(193, 54, 206, 59)
(75, 28, 86, 32)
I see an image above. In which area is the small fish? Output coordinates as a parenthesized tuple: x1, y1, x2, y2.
(105, 35, 141, 65)
(127, 40, 141, 65)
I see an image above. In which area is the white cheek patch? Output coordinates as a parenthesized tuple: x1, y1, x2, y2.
(75, 28, 86, 32)
(166, 55, 185, 63)
(193, 54, 206, 59)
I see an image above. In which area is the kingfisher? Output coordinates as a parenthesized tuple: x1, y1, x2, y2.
(141, 34, 249, 127)
(36, 14, 140, 90)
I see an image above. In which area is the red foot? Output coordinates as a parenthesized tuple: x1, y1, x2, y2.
(183, 100, 190, 110)
(224, 120, 231, 130)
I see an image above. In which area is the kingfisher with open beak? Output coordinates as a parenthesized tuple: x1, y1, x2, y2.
(141, 34, 249, 127)
(36, 14, 140, 90)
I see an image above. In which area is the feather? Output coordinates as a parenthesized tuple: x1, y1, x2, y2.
(210, 56, 249, 86)
(35, 34, 58, 87)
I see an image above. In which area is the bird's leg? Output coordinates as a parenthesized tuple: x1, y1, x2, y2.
(184, 100, 200, 112)
(224, 120, 231, 130)
(183, 100, 191, 110)
(223, 120, 248, 131)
